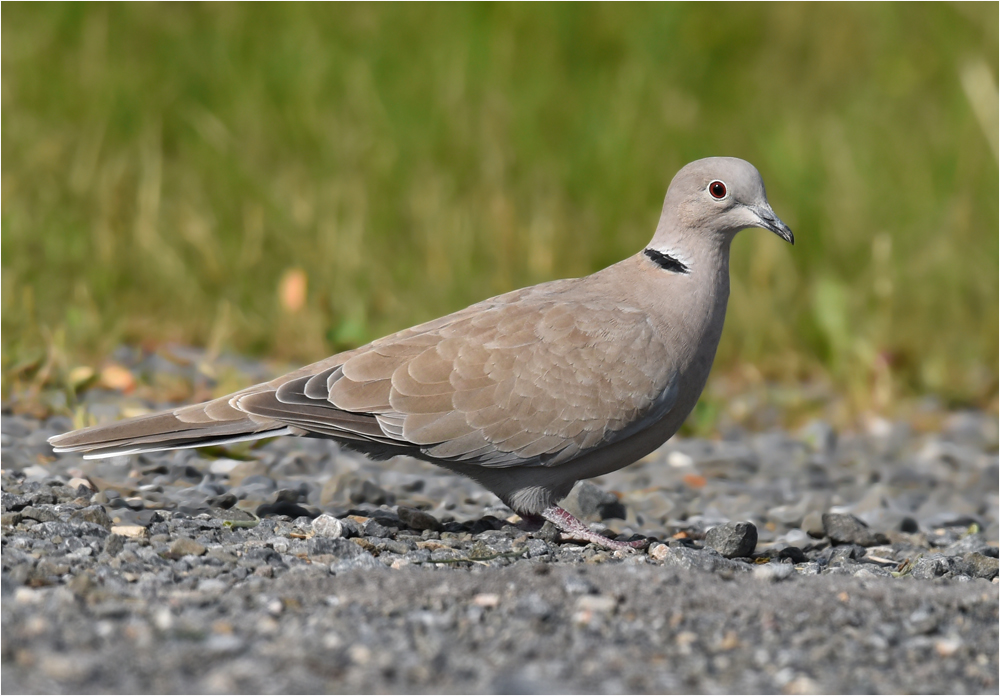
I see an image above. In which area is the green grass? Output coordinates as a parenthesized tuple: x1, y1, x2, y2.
(3, 3, 997, 417)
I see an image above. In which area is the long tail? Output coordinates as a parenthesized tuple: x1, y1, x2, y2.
(47, 392, 294, 460)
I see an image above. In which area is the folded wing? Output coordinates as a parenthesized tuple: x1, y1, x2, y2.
(50, 281, 677, 466)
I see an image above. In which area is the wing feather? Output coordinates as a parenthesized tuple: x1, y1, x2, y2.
(223, 280, 677, 469)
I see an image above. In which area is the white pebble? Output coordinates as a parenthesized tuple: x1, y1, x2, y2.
(312, 514, 345, 538)
(753, 562, 795, 582)
(209, 458, 242, 476)
(667, 451, 694, 468)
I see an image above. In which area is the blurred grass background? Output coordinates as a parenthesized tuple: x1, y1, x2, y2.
(3, 3, 997, 422)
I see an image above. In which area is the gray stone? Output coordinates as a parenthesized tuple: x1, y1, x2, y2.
(657, 545, 751, 574)
(823, 513, 885, 547)
(169, 538, 207, 557)
(71, 505, 113, 529)
(396, 506, 442, 532)
(705, 521, 758, 558)
(1, 492, 28, 512)
(326, 540, 380, 574)
(309, 536, 351, 556)
(563, 481, 626, 522)
(102, 534, 126, 557)
(942, 533, 994, 556)
(909, 555, 967, 580)
(906, 605, 940, 634)
(361, 518, 395, 538)
(348, 479, 395, 506)
(962, 553, 998, 580)
(828, 545, 867, 564)
(19, 506, 59, 523)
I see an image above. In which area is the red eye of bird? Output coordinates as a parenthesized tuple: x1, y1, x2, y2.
(709, 181, 727, 199)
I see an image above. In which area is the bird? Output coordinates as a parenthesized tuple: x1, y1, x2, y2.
(49, 157, 793, 551)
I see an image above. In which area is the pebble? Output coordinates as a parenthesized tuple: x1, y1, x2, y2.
(169, 538, 207, 557)
(110, 524, 149, 539)
(753, 562, 795, 582)
(822, 513, 887, 547)
(396, 506, 442, 532)
(311, 514, 346, 538)
(562, 481, 626, 521)
(705, 521, 758, 558)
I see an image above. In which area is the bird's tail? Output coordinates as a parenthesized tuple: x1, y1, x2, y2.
(47, 393, 293, 460)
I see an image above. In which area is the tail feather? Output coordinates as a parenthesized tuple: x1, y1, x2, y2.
(47, 395, 290, 459)
(70, 428, 297, 460)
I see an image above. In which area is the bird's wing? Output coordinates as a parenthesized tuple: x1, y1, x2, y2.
(236, 281, 677, 468)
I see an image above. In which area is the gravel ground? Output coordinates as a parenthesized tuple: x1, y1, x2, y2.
(2, 350, 998, 694)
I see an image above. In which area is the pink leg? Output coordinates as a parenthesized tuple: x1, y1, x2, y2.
(540, 505, 648, 551)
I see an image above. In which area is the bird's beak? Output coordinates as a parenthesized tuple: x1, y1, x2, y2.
(753, 206, 794, 245)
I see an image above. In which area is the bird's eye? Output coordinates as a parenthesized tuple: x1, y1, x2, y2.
(709, 181, 727, 199)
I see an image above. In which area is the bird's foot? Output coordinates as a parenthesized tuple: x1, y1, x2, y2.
(539, 505, 649, 552)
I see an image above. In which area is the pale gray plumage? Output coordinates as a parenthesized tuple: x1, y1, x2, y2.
(49, 157, 792, 549)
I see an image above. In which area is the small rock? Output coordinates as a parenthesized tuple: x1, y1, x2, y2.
(1, 492, 29, 512)
(67, 477, 94, 491)
(312, 514, 345, 538)
(103, 534, 125, 557)
(71, 505, 113, 529)
(310, 536, 352, 556)
(19, 506, 59, 523)
(910, 555, 967, 580)
(828, 545, 867, 564)
(563, 575, 599, 595)
(348, 479, 395, 506)
(209, 507, 257, 525)
(934, 636, 963, 657)
(853, 565, 892, 579)
(943, 533, 994, 556)
(657, 545, 751, 574)
(753, 563, 795, 582)
(472, 593, 500, 608)
(397, 506, 442, 532)
(512, 593, 553, 620)
(575, 594, 617, 615)
(207, 493, 238, 510)
(362, 518, 395, 538)
(110, 524, 148, 539)
(648, 543, 670, 561)
(207, 547, 238, 564)
(961, 553, 998, 580)
(326, 540, 380, 574)
(209, 459, 243, 476)
(169, 537, 207, 557)
(705, 521, 758, 558)
(256, 497, 315, 520)
(906, 605, 940, 634)
(563, 481, 626, 522)
(469, 516, 505, 534)
(822, 513, 885, 547)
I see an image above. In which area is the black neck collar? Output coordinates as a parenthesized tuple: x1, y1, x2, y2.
(643, 248, 689, 274)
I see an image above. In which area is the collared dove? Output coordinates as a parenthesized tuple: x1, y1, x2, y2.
(49, 157, 793, 550)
